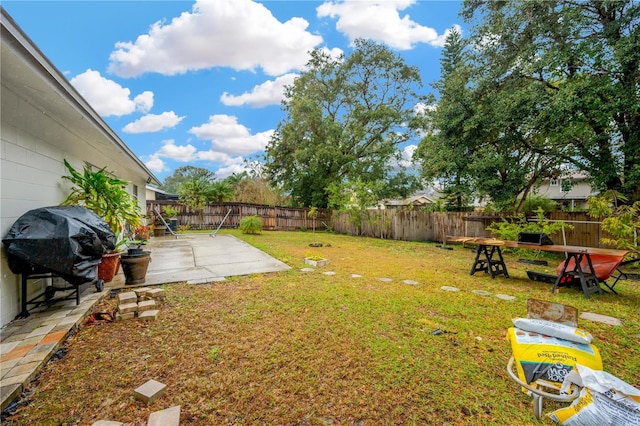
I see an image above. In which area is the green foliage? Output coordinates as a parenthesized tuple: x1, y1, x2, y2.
(486, 209, 573, 244)
(588, 191, 640, 256)
(178, 178, 212, 213)
(61, 160, 141, 246)
(209, 181, 234, 203)
(460, 0, 640, 201)
(521, 194, 557, 213)
(328, 179, 382, 236)
(162, 166, 215, 194)
(208, 346, 220, 362)
(264, 39, 424, 208)
(162, 205, 179, 218)
(239, 216, 263, 235)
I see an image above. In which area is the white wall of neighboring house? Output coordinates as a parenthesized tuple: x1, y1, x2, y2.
(0, 9, 159, 327)
(535, 172, 594, 210)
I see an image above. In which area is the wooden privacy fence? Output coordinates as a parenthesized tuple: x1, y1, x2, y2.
(332, 210, 610, 248)
(147, 201, 331, 231)
(148, 200, 611, 248)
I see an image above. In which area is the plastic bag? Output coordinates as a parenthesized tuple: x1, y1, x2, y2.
(512, 318, 593, 344)
(507, 327, 602, 386)
(549, 364, 640, 425)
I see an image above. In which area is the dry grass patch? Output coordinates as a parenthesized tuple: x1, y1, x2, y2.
(6, 230, 639, 425)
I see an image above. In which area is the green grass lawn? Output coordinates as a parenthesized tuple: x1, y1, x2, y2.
(9, 230, 639, 425)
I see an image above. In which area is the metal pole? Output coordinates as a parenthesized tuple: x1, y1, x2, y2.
(210, 208, 232, 237)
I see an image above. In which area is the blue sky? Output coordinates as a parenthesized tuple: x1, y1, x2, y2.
(3, 0, 465, 183)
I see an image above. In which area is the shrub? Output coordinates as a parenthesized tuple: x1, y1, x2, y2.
(522, 194, 557, 213)
(240, 215, 262, 234)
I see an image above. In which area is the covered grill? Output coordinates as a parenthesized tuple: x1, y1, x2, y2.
(2, 206, 116, 317)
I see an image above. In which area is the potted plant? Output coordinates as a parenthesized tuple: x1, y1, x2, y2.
(304, 250, 329, 267)
(61, 159, 143, 283)
(120, 240, 151, 285)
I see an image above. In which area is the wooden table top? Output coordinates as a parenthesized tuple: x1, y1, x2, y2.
(446, 236, 628, 257)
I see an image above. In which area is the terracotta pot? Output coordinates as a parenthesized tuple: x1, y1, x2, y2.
(98, 252, 121, 283)
(120, 251, 151, 285)
(153, 226, 167, 237)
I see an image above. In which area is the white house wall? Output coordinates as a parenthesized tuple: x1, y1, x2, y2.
(0, 88, 144, 327)
(1, 9, 157, 328)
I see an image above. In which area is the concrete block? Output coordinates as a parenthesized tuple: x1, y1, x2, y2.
(146, 288, 166, 300)
(91, 421, 123, 426)
(116, 312, 135, 321)
(148, 405, 180, 426)
(134, 287, 153, 298)
(137, 300, 156, 313)
(138, 310, 160, 321)
(133, 379, 166, 404)
(118, 292, 137, 304)
(118, 302, 138, 315)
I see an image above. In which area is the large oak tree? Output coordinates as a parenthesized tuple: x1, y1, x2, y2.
(264, 39, 424, 208)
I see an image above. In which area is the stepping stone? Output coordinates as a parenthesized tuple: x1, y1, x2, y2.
(580, 312, 622, 326)
(495, 294, 516, 301)
(138, 300, 157, 313)
(118, 292, 137, 304)
(134, 379, 166, 404)
(91, 421, 123, 426)
(139, 310, 160, 321)
(323, 271, 336, 276)
(118, 302, 138, 315)
(472, 290, 493, 296)
(350, 274, 362, 278)
(300, 268, 315, 272)
(402, 280, 419, 285)
(147, 288, 166, 300)
(134, 287, 153, 298)
(378, 278, 393, 282)
(440, 286, 460, 292)
(148, 405, 180, 426)
(116, 312, 135, 321)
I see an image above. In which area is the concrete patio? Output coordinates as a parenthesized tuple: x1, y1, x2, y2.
(0, 233, 291, 411)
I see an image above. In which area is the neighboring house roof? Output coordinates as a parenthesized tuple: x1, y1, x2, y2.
(146, 185, 179, 200)
(382, 195, 435, 207)
(0, 7, 160, 186)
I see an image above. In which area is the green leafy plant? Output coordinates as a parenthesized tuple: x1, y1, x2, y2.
(486, 209, 573, 258)
(521, 194, 557, 213)
(208, 346, 220, 362)
(305, 250, 325, 261)
(162, 205, 179, 218)
(588, 191, 639, 257)
(61, 159, 141, 247)
(239, 215, 262, 234)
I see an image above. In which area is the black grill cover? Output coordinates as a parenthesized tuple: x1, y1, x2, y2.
(2, 206, 116, 285)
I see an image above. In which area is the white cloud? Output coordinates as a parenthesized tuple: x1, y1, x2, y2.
(189, 114, 273, 156)
(108, 0, 323, 77)
(145, 154, 167, 173)
(154, 139, 198, 162)
(123, 111, 186, 133)
(70, 69, 154, 117)
(195, 150, 243, 165)
(317, 0, 454, 49)
(134, 91, 154, 114)
(214, 163, 251, 179)
(220, 73, 298, 107)
(145, 139, 246, 175)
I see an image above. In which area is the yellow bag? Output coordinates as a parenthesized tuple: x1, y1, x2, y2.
(507, 327, 602, 387)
